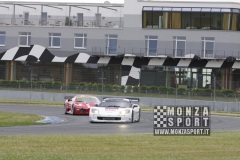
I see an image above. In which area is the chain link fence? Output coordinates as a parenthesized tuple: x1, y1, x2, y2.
(1, 62, 240, 113)
(0, 79, 239, 102)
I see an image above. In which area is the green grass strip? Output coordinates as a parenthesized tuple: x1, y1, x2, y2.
(0, 112, 43, 127)
(0, 132, 239, 160)
(0, 99, 62, 106)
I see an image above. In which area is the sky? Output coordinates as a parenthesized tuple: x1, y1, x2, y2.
(0, 0, 124, 3)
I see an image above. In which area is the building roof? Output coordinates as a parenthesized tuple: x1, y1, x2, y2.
(140, 0, 240, 3)
(0, 0, 124, 5)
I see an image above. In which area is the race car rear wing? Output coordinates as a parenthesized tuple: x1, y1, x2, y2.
(64, 96, 73, 100)
(103, 97, 140, 103)
(125, 98, 140, 102)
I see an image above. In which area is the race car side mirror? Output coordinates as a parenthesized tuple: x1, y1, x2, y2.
(68, 99, 72, 102)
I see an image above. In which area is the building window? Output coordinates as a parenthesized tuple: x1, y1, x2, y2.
(105, 34, 118, 55)
(173, 36, 186, 57)
(0, 31, 6, 46)
(145, 35, 158, 56)
(142, 7, 238, 31)
(49, 33, 61, 48)
(142, 7, 153, 28)
(211, 12, 222, 30)
(19, 32, 31, 47)
(142, 7, 171, 29)
(74, 34, 87, 49)
(202, 37, 215, 58)
(172, 11, 181, 29)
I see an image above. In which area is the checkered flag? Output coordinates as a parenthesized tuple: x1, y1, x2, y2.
(154, 106, 167, 128)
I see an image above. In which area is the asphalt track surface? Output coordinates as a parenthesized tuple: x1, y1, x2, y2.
(0, 104, 240, 136)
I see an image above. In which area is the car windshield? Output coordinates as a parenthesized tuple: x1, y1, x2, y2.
(99, 101, 131, 108)
(75, 97, 99, 103)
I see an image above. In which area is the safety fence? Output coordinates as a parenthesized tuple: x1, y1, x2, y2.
(0, 80, 239, 103)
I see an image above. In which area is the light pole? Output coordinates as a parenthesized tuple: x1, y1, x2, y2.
(101, 67, 104, 96)
(138, 70, 141, 94)
(29, 67, 32, 89)
(138, 70, 141, 86)
(98, 65, 106, 99)
(213, 73, 216, 102)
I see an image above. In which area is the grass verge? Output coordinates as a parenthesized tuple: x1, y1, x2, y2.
(0, 99, 62, 106)
(0, 132, 239, 160)
(0, 112, 43, 127)
(0, 100, 239, 159)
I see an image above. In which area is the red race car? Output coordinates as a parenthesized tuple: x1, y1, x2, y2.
(64, 95, 100, 115)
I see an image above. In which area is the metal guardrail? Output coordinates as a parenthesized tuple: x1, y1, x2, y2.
(90, 47, 240, 59)
(1, 87, 240, 112)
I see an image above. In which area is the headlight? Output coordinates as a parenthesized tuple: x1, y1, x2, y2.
(91, 108, 99, 114)
(119, 109, 131, 115)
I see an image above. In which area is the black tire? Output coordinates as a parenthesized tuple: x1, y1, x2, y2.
(131, 111, 134, 123)
(136, 109, 141, 122)
(72, 105, 76, 115)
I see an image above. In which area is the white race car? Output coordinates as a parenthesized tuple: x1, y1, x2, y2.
(89, 97, 141, 123)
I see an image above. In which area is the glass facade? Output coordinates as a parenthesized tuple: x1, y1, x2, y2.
(0, 61, 6, 80)
(140, 66, 240, 90)
(5, 61, 240, 90)
(72, 64, 121, 85)
(142, 7, 240, 31)
(15, 62, 64, 82)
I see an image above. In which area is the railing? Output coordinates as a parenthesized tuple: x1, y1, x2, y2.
(90, 47, 240, 59)
(0, 17, 124, 29)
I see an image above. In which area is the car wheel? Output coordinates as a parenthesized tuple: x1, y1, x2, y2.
(72, 105, 76, 115)
(136, 109, 141, 122)
(131, 111, 134, 123)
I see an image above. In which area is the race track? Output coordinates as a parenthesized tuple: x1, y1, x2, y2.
(0, 104, 240, 136)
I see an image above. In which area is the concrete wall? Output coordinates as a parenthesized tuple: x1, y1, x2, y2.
(1, 24, 240, 58)
(0, 90, 239, 112)
(1, 1, 240, 58)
